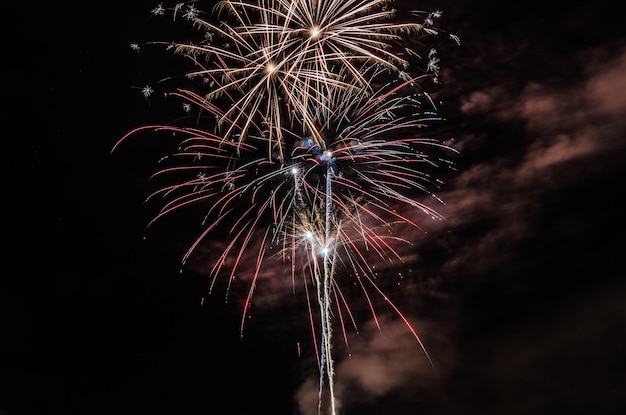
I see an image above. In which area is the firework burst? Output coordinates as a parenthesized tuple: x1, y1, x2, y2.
(116, 1, 459, 414)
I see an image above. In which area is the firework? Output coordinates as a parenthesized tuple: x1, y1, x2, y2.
(116, 1, 459, 414)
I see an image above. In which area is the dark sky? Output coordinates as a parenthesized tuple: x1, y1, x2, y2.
(3, 1, 625, 414)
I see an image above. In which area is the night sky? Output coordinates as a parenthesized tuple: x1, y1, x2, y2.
(3, 1, 625, 414)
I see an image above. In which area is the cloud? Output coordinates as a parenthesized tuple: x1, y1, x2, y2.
(422, 46, 626, 280)
(296, 316, 456, 415)
(584, 47, 626, 116)
(337, 319, 438, 391)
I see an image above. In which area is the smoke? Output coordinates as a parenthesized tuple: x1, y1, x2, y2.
(296, 316, 456, 414)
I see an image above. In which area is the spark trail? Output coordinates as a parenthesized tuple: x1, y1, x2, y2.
(116, 1, 459, 414)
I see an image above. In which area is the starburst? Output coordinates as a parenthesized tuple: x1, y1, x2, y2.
(116, 2, 460, 414)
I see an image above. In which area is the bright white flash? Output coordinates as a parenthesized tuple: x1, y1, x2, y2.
(310, 26, 321, 39)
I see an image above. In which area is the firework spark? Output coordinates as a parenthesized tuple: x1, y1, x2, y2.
(115, 1, 459, 413)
